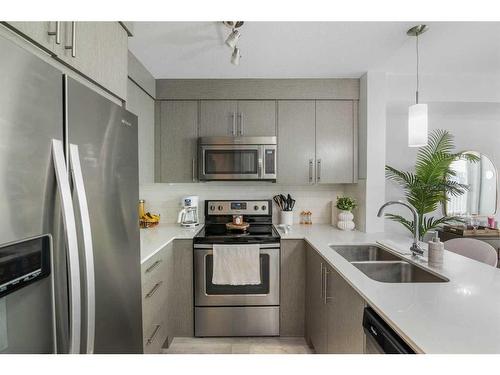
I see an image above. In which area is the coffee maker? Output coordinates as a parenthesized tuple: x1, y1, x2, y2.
(177, 196, 200, 227)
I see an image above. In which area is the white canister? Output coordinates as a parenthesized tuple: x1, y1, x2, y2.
(280, 211, 294, 226)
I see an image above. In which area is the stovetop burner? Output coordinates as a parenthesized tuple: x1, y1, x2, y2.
(194, 199, 280, 244)
(194, 224, 280, 244)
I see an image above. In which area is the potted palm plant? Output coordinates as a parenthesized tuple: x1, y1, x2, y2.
(385, 129, 478, 240)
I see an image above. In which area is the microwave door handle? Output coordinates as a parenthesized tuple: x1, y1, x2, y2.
(258, 157, 263, 178)
(69, 144, 95, 354)
(51, 139, 81, 354)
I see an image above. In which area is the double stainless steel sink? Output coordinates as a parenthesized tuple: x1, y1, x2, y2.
(330, 245, 448, 283)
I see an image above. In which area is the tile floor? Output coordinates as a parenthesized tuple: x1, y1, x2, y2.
(163, 337, 314, 354)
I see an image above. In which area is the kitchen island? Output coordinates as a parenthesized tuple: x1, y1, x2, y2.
(278, 224, 500, 354)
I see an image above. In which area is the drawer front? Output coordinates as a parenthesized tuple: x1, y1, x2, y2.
(141, 248, 167, 285)
(142, 278, 167, 330)
(143, 319, 166, 354)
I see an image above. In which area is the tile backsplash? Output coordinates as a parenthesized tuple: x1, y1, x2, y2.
(139, 183, 346, 225)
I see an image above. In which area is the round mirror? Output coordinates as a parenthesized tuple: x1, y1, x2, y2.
(446, 151, 498, 217)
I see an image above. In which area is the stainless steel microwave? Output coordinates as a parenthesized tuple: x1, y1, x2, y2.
(198, 136, 277, 181)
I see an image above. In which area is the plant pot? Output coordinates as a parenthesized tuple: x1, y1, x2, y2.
(337, 210, 355, 231)
(280, 211, 294, 226)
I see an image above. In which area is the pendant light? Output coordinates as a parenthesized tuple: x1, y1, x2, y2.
(407, 25, 429, 147)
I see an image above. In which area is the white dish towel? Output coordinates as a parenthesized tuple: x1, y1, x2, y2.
(212, 244, 261, 285)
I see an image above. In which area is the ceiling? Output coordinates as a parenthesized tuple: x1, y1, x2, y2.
(128, 22, 500, 79)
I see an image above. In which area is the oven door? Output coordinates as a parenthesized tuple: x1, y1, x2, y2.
(199, 145, 262, 180)
(194, 244, 280, 306)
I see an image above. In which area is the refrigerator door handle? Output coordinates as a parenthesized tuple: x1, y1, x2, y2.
(69, 143, 95, 354)
(51, 139, 81, 354)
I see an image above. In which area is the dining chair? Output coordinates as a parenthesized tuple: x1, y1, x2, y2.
(444, 238, 498, 267)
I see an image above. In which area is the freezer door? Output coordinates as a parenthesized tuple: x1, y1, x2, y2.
(0, 35, 64, 354)
(66, 78, 143, 353)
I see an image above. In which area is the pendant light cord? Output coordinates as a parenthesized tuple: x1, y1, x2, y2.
(416, 33, 419, 104)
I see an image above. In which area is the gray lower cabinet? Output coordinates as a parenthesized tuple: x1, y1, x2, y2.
(167, 239, 194, 343)
(280, 240, 306, 336)
(277, 101, 316, 184)
(316, 100, 357, 183)
(305, 243, 365, 354)
(325, 262, 365, 353)
(158, 101, 199, 182)
(141, 242, 171, 354)
(200, 100, 238, 137)
(305, 243, 327, 353)
(141, 239, 194, 353)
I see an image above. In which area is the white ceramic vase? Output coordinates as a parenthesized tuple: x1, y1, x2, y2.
(337, 210, 355, 231)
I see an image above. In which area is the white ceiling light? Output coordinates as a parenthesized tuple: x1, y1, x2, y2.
(231, 47, 241, 66)
(223, 21, 244, 65)
(407, 25, 429, 148)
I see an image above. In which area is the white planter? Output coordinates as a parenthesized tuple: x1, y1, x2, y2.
(280, 211, 294, 226)
(337, 210, 355, 231)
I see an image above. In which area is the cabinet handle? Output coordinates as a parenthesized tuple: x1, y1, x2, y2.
(238, 113, 243, 135)
(145, 281, 163, 299)
(65, 21, 77, 57)
(192, 158, 196, 182)
(48, 21, 61, 44)
(309, 159, 314, 183)
(146, 324, 161, 346)
(230, 112, 236, 135)
(323, 268, 333, 305)
(317, 159, 322, 183)
(320, 263, 324, 298)
(145, 260, 162, 274)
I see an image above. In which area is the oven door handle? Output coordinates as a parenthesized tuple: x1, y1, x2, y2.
(193, 243, 280, 250)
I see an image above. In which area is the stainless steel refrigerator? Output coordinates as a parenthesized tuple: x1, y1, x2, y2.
(0, 35, 143, 354)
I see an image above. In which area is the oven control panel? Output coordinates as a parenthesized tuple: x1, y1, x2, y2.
(206, 200, 271, 215)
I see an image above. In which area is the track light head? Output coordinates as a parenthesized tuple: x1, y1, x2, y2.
(231, 47, 241, 66)
(225, 29, 240, 49)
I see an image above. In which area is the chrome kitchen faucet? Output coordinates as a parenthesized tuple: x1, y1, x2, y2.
(377, 201, 424, 257)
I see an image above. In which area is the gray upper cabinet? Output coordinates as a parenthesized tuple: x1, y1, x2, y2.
(57, 22, 128, 100)
(158, 101, 199, 182)
(236, 100, 276, 136)
(199, 100, 238, 137)
(5, 22, 57, 51)
(200, 100, 276, 137)
(316, 100, 357, 183)
(5, 21, 128, 100)
(277, 101, 316, 184)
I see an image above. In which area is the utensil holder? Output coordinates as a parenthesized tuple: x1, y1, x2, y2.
(280, 211, 293, 226)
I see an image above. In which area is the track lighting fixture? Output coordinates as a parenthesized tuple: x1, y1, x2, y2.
(223, 21, 244, 65)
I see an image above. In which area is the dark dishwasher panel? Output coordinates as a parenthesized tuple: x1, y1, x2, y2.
(363, 307, 415, 354)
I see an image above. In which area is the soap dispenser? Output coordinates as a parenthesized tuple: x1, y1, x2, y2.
(428, 231, 444, 267)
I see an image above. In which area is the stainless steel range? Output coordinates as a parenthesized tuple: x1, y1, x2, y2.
(193, 200, 281, 337)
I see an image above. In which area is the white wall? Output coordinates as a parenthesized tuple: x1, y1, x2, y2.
(345, 72, 386, 233)
(140, 183, 345, 225)
(386, 101, 500, 236)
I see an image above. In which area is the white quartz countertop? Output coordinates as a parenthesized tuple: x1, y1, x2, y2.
(140, 224, 203, 264)
(276, 224, 500, 354)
